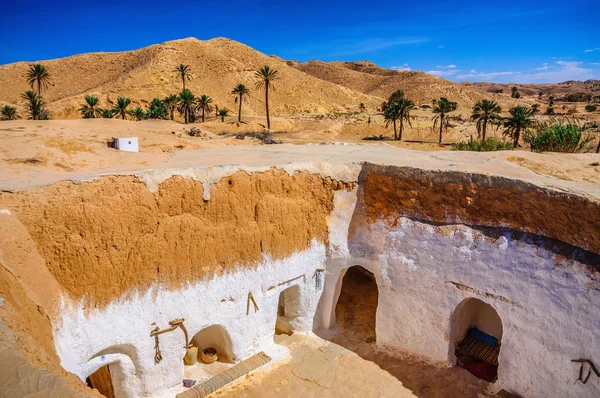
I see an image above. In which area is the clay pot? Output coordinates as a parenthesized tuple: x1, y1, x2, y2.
(201, 347, 218, 364)
(183, 346, 198, 366)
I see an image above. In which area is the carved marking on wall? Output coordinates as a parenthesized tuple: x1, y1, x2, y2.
(447, 281, 516, 305)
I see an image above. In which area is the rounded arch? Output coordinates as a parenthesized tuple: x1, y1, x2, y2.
(334, 265, 379, 344)
(276, 284, 302, 335)
(83, 344, 142, 398)
(191, 325, 234, 363)
(449, 297, 503, 382)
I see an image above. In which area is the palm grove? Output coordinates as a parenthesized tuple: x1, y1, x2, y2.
(381, 90, 556, 148)
(1, 63, 279, 127)
(1, 62, 596, 152)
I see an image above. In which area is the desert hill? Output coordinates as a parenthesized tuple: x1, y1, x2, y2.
(0, 38, 378, 119)
(291, 60, 487, 110)
(464, 80, 600, 103)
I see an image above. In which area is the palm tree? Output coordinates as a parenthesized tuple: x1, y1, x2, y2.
(128, 107, 146, 121)
(384, 102, 400, 140)
(503, 106, 535, 147)
(1, 105, 19, 120)
(531, 103, 540, 115)
(254, 66, 279, 129)
(98, 108, 114, 118)
(359, 103, 366, 112)
(218, 108, 229, 122)
(396, 98, 415, 141)
(79, 95, 102, 118)
(231, 84, 250, 122)
(177, 89, 196, 124)
(26, 63, 51, 97)
(389, 89, 405, 103)
(511, 86, 520, 99)
(174, 64, 191, 90)
(21, 90, 47, 120)
(146, 98, 168, 119)
(163, 94, 178, 121)
(196, 94, 213, 123)
(112, 97, 131, 120)
(471, 99, 501, 141)
(384, 97, 415, 141)
(432, 97, 458, 144)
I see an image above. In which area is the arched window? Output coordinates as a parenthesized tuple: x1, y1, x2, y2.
(450, 298, 503, 382)
(191, 325, 234, 363)
(276, 285, 302, 335)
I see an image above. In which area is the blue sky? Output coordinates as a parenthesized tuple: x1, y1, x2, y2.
(1, 0, 598, 83)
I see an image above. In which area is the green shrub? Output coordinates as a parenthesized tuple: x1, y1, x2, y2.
(451, 137, 514, 151)
(585, 104, 597, 112)
(525, 119, 593, 153)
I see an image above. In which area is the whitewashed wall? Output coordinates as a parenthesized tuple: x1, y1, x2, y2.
(51, 176, 600, 398)
(319, 211, 600, 398)
(54, 240, 327, 398)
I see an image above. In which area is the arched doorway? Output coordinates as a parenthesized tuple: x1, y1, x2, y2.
(334, 266, 378, 349)
(87, 365, 115, 398)
(450, 297, 503, 382)
(275, 285, 301, 335)
(83, 345, 141, 398)
(191, 325, 234, 363)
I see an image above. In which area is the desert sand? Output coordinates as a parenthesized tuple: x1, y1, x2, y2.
(1, 119, 598, 193)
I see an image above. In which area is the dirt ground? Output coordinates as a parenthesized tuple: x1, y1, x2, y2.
(316, 266, 492, 398)
(212, 267, 494, 398)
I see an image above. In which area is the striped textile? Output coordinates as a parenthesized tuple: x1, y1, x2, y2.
(177, 352, 272, 398)
(457, 335, 500, 366)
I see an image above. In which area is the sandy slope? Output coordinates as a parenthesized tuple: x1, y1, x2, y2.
(0, 38, 378, 119)
(291, 60, 488, 111)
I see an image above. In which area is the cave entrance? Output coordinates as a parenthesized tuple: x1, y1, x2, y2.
(334, 266, 378, 347)
(86, 364, 115, 398)
(275, 285, 301, 335)
(450, 297, 503, 382)
(191, 325, 234, 364)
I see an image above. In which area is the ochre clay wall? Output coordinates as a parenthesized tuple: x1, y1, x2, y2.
(358, 163, 600, 255)
(0, 169, 352, 309)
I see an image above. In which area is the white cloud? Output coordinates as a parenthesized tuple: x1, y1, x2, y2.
(584, 48, 599, 53)
(436, 64, 456, 68)
(428, 69, 460, 77)
(457, 70, 518, 80)
(438, 45, 445, 49)
(328, 38, 428, 57)
(390, 63, 411, 71)
(592, 62, 600, 66)
(455, 60, 597, 83)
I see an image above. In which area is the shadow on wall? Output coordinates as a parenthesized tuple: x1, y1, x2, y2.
(191, 325, 234, 363)
(275, 285, 301, 335)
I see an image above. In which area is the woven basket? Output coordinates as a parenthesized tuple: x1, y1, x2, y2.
(201, 347, 218, 364)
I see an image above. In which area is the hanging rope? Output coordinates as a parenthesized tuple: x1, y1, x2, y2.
(153, 327, 163, 365)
